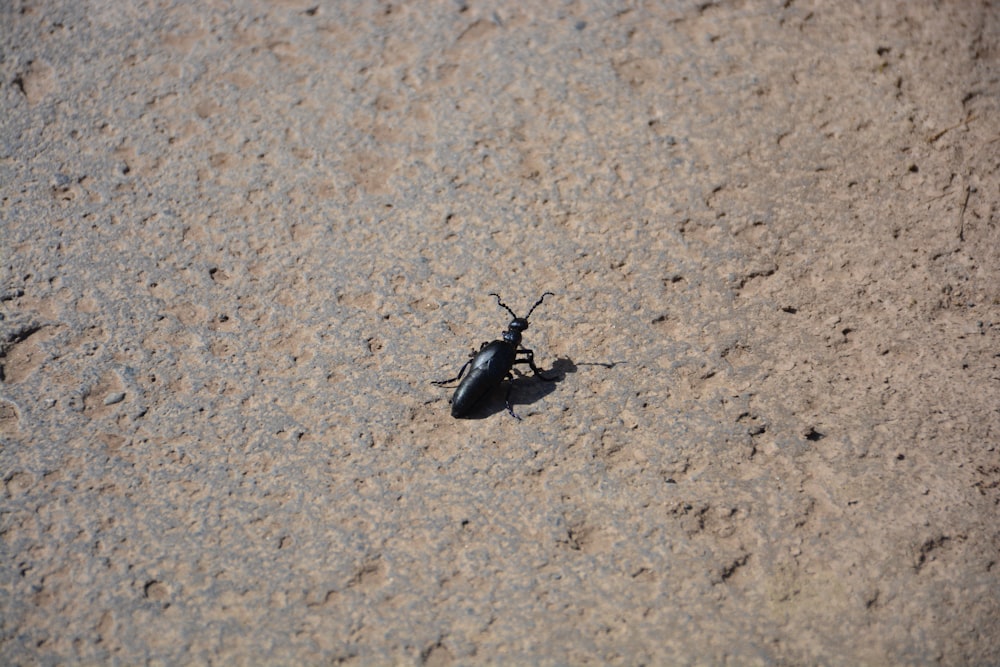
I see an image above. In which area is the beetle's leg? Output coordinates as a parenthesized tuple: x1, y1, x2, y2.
(514, 348, 556, 381)
(433, 341, 489, 386)
(503, 373, 522, 420)
(432, 354, 474, 386)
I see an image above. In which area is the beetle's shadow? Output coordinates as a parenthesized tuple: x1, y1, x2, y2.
(458, 356, 579, 420)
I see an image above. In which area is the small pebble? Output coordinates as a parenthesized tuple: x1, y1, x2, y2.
(103, 392, 125, 405)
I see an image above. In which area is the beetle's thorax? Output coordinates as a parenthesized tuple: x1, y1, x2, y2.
(502, 329, 522, 346)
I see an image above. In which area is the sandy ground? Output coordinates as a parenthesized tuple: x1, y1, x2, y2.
(2, 1, 999, 664)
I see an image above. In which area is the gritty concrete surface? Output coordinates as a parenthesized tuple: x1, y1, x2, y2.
(2, 0, 999, 664)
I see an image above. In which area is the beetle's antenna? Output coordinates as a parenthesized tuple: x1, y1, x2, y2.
(490, 293, 518, 319)
(525, 292, 554, 319)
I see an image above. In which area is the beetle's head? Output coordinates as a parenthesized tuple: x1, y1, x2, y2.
(490, 292, 553, 346)
(508, 318, 529, 333)
(503, 319, 527, 345)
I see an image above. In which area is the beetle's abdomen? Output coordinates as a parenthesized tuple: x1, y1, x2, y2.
(450, 341, 516, 417)
(451, 368, 492, 417)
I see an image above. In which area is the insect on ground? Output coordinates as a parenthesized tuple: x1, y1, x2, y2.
(433, 292, 556, 419)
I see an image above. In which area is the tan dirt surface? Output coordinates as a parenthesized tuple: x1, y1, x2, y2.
(2, 1, 999, 664)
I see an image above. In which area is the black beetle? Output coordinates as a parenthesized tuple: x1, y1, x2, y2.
(433, 292, 556, 419)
